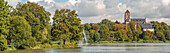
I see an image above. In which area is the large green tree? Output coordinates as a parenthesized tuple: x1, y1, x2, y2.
(100, 19, 115, 30)
(52, 9, 82, 45)
(13, 1, 51, 41)
(99, 24, 110, 41)
(9, 16, 36, 49)
(0, 0, 11, 51)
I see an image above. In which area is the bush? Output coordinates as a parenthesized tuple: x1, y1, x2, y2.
(143, 36, 150, 40)
(51, 44, 62, 48)
(41, 39, 52, 45)
(41, 43, 51, 48)
(133, 36, 137, 41)
(137, 39, 143, 43)
(152, 36, 158, 40)
(127, 38, 132, 42)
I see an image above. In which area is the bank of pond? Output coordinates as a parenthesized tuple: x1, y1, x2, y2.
(1, 43, 170, 53)
(1, 40, 170, 52)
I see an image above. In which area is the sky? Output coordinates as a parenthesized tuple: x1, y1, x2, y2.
(5, 0, 170, 25)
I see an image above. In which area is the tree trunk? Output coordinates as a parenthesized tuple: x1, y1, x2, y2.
(63, 40, 66, 47)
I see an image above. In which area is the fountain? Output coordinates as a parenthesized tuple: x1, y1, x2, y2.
(78, 29, 88, 46)
(83, 29, 88, 45)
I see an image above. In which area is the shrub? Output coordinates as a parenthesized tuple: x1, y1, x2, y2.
(133, 36, 137, 41)
(51, 44, 62, 48)
(41, 43, 51, 48)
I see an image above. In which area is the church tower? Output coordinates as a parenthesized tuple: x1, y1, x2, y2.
(125, 10, 131, 24)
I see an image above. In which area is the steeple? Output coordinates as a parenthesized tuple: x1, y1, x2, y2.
(125, 10, 130, 13)
(125, 10, 131, 24)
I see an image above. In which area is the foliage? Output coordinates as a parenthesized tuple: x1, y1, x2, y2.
(136, 22, 142, 31)
(9, 16, 36, 49)
(129, 22, 136, 31)
(151, 21, 169, 40)
(51, 9, 82, 46)
(0, 0, 11, 51)
(83, 19, 170, 43)
(13, 1, 51, 41)
(142, 31, 149, 40)
(133, 36, 137, 41)
(41, 43, 51, 48)
(0, 35, 8, 51)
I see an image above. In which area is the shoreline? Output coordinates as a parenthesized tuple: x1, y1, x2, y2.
(2, 42, 170, 52)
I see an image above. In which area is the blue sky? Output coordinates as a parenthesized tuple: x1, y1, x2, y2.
(21, 0, 27, 3)
(119, 0, 124, 2)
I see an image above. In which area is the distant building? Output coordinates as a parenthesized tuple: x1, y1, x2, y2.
(124, 10, 154, 32)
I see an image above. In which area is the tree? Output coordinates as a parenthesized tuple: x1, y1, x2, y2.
(94, 32, 100, 42)
(129, 22, 135, 31)
(110, 31, 114, 40)
(115, 20, 120, 24)
(112, 24, 128, 33)
(9, 16, 36, 49)
(114, 30, 127, 41)
(142, 31, 149, 40)
(136, 22, 141, 31)
(100, 19, 115, 30)
(0, 0, 11, 51)
(13, 1, 51, 41)
(89, 30, 95, 42)
(0, 35, 8, 51)
(52, 9, 82, 46)
(99, 24, 110, 41)
(134, 31, 143, 38)
(127, 26, 133, 39)
(133, 36, 137, 41)
(151, 21, 169, 41)
(84, 23, 91, 31)
(91, 24, 100, 32)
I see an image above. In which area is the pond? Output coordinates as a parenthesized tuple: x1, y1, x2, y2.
(3, 43, 170, 53)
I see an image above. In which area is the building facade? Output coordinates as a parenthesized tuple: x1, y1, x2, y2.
(124, 10, 154, 32)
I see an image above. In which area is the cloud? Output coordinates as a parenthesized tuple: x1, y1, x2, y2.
(122, 0, 162, 18)
(5, 0, 170, 25)
(120, 0, 170, 25)
(5, 0, 21, 7)
(162, 0, 170, 5)
(29, 0, 55, 3)
(75, 0, 106, 17)
(147, 18, 170, 25)
(28, 0, 42, 2)
(33, 0, 170, 25)
(69, 0, 81, 6)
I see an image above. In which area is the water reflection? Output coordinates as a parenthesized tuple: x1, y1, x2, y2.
(3, 43, 170, 53)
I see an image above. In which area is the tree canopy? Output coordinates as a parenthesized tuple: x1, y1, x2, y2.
(52, 9, 83, 45)
(0, 0, 11, 51)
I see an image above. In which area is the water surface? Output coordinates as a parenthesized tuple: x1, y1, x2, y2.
(3, 43, 170, 53)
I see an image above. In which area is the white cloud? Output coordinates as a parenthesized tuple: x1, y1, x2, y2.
(28, 0, 42, 2)
(147, 18, 170, 25)
(29, 0, 54, 3)
(5, 0, 21, 7)
(5, 0, 170, 25)
(69, 0, 81, 6)
(162, 0, 170, 5)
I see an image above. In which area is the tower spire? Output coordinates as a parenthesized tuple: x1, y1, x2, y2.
(125, 10, 130, 24)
